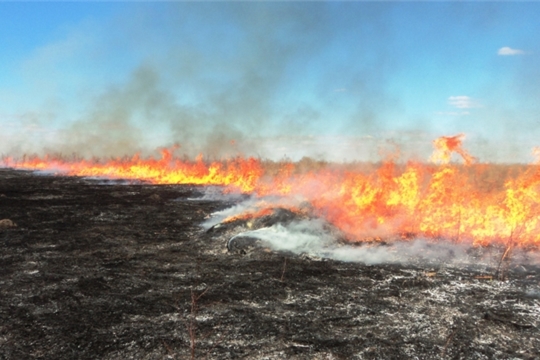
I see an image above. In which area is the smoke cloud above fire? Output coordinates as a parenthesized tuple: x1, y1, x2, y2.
(2, 2, 540, 162)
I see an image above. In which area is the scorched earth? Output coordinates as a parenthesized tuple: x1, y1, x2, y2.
(0, 168, 539, 359)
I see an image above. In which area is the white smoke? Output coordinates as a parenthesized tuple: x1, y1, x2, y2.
(187, 186, 247, 203)
(229, 219, 540, 266)
(230, 219, 335, 254)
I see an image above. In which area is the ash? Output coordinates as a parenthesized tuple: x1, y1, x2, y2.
(0, 169, 539, 359)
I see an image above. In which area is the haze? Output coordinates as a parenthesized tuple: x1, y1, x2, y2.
(1, 2, 539, 163)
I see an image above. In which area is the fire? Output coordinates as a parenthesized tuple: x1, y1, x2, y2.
(222, 207, 274, 224)
(4, 135, 540, 247)
(4, 149, 263, 193)
(429, 133, 476, 165)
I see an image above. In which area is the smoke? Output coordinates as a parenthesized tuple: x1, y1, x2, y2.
(230, 220, 467, 265)
(231, 219, 335, 255)
(209, 194, 540, 266)
(3, 2, 540, 163)
(24, 3, 333, 158)
(231, 219, 540, 266)
(1, 2, 405, 161)
(186, 186, 246, 203)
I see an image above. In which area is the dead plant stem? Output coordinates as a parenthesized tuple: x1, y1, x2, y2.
(188, 287, 210, 360)
(280, 258, 287, 282)
(441, 328, 456, 358)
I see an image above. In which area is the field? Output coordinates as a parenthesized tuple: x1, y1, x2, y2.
(0, 168, 539, 359)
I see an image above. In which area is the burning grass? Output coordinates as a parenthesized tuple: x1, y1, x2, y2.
(3, 134, 540, 249)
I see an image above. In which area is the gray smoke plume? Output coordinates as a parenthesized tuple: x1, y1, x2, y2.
(232, 219, 540, 267)
(3, 2, 537, 163)
(2, 2, 402, 161)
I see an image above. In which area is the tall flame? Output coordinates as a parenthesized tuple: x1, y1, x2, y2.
(4, 135, 540, 247)
(429, 133, 476, 165)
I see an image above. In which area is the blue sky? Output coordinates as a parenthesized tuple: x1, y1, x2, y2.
(1, 2, 539, 162)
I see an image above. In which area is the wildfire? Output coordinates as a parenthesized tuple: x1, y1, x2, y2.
(4, 135, 540, 247)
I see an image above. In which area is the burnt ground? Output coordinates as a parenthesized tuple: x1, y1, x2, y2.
(0, 169, 539, 360)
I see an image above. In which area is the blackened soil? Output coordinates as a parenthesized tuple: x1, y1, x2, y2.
(0, 169, 539, 359)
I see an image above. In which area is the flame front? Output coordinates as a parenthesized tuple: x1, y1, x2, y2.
(5, 135, 540, 247)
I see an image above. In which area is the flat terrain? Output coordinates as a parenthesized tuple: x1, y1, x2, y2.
(0, 169, 539, 359)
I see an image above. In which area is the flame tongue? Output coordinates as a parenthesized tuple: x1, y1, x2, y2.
(4, 135, 540, 247)
(429, 134, 476, 165)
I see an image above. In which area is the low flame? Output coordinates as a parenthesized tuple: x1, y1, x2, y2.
(4, 135, 540, 247)
(222, 207, 275, 224)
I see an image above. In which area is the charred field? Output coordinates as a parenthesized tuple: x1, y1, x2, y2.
(0, 168, 539, 360)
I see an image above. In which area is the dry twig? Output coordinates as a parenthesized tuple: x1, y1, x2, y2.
(188, 287, 210, 360)
(280, 257, 287, 282)
(441, 328, 456, 358)
(495, 244, 513, 280)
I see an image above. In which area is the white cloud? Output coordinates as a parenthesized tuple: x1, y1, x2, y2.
(498, 47, 525, 56)
(448, 95, 481, 109)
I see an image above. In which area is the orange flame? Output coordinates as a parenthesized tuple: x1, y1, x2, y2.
(4, 135, 540, 247)
(222, 207, 275, 224)
(429, 133, 476, 165)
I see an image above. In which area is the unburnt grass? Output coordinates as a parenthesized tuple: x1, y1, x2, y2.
(0, 168, 539, 359)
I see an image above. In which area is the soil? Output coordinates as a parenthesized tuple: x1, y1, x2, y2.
(0, 168, 539, 359)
